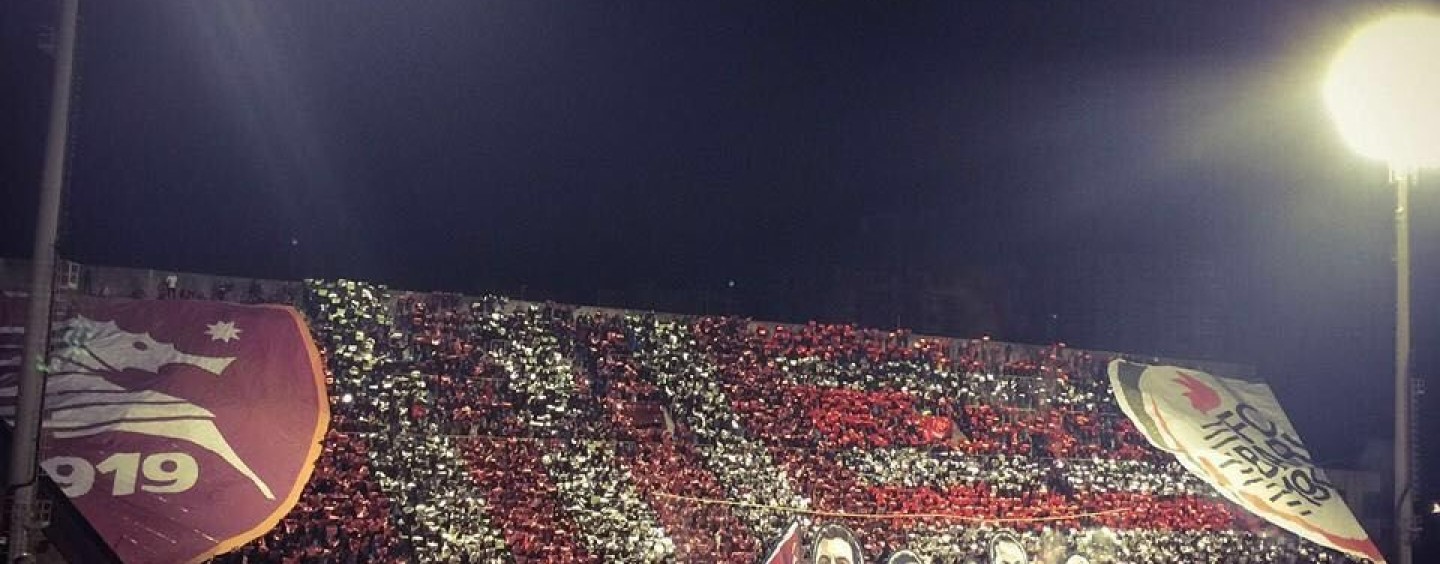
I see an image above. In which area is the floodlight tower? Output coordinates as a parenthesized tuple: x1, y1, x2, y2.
(1324, 12, 1440, 564)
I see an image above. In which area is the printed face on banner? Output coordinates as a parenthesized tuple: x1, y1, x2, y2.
(1108, 360, 1382, 562)
(811, 524, 865, 564)
(815, 538, 856, 564)
(886, 550, 923, 564)
(988, 533, 1027, 564)
(0, 298, 328, 564)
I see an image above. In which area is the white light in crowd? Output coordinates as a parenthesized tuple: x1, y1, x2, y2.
(342, 393, 354, 403)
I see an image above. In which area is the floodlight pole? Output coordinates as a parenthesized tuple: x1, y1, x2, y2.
(1393, 167, 1413, 564)
(7, 0, 78, 561)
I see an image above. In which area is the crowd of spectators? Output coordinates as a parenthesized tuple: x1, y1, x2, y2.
(219, 424, 402, 562)
(459, 437, 595, 562)
(213, 279, 1365, 563)
(220, 280, 511, 563)
(625, 315, 810, 550)
(401, 293, 672, 562)
(574, 314, 763, 561)
(542, 439, 673, 560)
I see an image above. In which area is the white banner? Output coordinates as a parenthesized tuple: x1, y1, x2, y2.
(1107, 359, 1383, 562)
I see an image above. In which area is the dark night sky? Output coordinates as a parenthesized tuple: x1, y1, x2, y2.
(4, 0, 1440, 489)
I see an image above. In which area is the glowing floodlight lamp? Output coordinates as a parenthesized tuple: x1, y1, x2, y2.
(1323, 12, 1440, 170)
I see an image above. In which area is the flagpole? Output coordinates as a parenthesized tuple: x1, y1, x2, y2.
(7, 0, 79, 560)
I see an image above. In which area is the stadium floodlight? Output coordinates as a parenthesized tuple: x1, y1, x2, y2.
(1323, 12, 1440, 564)
(1323, 13, 1440, 170)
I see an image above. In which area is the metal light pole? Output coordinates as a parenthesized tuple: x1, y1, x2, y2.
(1394, 167, 1413, 564)
(1324, 13, 1440, 564)
(7, 0, 79, 561)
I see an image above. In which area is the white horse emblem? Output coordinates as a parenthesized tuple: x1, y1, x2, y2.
(0, 315, 274, 499)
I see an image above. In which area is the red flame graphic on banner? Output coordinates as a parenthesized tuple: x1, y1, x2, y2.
(1173, 371, 1221, 414)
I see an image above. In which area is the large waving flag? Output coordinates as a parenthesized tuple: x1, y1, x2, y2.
(1108, 359, 1383, 562)
(0, 297, 328, 563)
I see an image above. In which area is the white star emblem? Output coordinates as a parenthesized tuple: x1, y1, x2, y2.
(205, 320, 243, 343)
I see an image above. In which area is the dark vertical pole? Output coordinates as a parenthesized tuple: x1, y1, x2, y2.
(7, 0, 78, 560)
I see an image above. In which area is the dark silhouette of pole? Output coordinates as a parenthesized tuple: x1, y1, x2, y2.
(7, 0, 78, 560)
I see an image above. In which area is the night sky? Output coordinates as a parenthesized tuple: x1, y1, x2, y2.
(4, 0, 1440, 513)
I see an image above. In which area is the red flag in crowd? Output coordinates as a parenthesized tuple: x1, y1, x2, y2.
(764, 521, 803, 564)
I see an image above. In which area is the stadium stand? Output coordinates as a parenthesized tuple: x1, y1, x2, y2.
(206, 278, 1363, 563)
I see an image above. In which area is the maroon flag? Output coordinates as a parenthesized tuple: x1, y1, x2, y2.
(0, 297, 328, 563)
(764, 521, 802, 564)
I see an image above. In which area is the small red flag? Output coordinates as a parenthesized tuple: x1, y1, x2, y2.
(764, 521, 802, 564)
